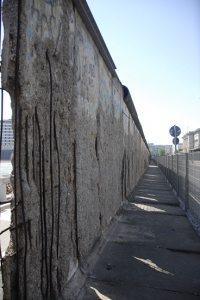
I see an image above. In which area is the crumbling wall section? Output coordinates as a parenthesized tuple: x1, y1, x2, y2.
(1, 0, 149, 299)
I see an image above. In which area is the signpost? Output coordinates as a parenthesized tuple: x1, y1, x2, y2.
(169, 126, 181, 137)
(169, 125, 181, 153)
(172, 137, 179, 145)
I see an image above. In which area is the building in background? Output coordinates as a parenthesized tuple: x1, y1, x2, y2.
(1, 119, 13, 145)
(0, 119, 13, 160)
(164, 145, 173, 155)
(182, 128, 200, 153)
(148, 143, 172, 157)
(172, 143, 183, 154)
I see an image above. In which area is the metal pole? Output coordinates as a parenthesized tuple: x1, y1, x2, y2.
(174, 125, 177, 153)
(171, 154, 173, 188)
(177, 154, 179, 197)
(167, 155, 169, 181)
(185, 153, 188, 211)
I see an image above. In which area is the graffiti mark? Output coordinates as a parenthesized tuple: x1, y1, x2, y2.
(26, 0, 63, 61)
(76, 29, 96, 84)
(123, 111, 129, 134)
(99, 80, 112, 114)
(89, 77, 94, 87)
(89, 64, 95, 78)
(113, 97, 121, 119)
(88, 63, 95, 87)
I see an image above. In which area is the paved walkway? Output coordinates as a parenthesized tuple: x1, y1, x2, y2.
(78, 163, 200, 299)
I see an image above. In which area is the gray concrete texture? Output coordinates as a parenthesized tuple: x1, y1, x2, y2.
(1, 0, 149, 299)
(78, 163, 200, 300)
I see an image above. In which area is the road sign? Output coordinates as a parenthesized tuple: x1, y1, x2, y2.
(169, 126, 181, 137)
(173, 137, 179, 145)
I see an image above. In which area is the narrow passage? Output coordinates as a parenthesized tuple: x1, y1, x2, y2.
(78, 162, 200, 300)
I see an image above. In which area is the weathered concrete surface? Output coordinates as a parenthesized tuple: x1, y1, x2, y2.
(78, 163, 200, 299)
(1, 0, 149, 299)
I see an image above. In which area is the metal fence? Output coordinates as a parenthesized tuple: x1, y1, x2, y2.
(157, 153, 200, 224)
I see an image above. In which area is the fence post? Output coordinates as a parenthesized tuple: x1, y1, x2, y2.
(171, 155, 173, 186)
(185, 153, 188, 212)
(166, 156, 168, 181)
(177, 154, 179, 197)
(168, 156, 170, 181)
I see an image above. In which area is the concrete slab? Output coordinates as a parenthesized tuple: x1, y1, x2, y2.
(123, 202, 185, 216)
(134, 189, 175, 196)
(79, 243, 200, 299)
(136, 186, 172, 192)
(77, 164, 200, 300)
(134, 190, 175, 195)
(132, 193, 178, 204)
(79, 279, 199, 300)
(108, 220, 200, 251)
(116, 208, 192, 229)
(136, 185, 170, 190)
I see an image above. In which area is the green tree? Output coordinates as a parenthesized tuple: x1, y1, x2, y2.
(157, 148, 165, 156)
(174, 150, 180, 154)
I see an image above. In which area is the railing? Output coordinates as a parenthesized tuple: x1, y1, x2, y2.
(156, 153, 200, 224)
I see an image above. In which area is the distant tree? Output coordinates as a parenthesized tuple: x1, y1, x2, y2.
(157, 148, 165, 156)
(174, 150, 180, 154)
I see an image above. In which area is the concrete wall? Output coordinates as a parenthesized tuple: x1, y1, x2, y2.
(1, 0, 149, 299)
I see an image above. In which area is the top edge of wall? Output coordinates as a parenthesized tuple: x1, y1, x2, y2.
(72, 0, 117, 78)
(72, 0, 149, 153)
(123, 85, 150, 152)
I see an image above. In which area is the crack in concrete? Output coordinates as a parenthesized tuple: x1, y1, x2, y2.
(87, 277, 199, 296)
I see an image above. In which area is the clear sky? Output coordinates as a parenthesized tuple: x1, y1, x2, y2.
(87, 0, 200, 145)
(1, 0, 200, 146)
(0, 22, 12, 121)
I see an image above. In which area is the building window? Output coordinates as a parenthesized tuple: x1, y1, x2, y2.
(194, 134, 198, 142)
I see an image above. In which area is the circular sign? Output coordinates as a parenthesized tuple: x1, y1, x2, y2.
(173, 137, 179, 145)
(169, 126, 181, 137)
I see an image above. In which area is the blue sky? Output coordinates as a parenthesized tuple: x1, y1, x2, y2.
(87, 0, 200, 145)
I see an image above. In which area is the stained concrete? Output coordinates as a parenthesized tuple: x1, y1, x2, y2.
(1, 0, 149, 298)
(78, 163, 200, 299)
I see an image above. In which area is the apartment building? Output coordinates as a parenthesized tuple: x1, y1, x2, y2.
(0, 119, 14, 145)
(164, 145, 173, 155)
(0, 119, 13, 160)
(148, 143, 172, 157)
(182, 128, 200, 153)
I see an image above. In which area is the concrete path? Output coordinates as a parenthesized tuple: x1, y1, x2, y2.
(78, 163, 200, 299)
